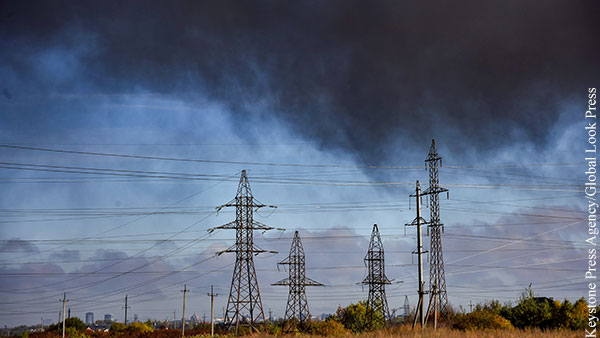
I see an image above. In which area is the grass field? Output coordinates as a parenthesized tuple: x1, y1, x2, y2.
(12, 328, 583, 338)
(243, 327, 581, 338)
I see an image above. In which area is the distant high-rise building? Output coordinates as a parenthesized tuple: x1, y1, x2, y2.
(133, 314, 138, 322)
(104, 314, 114, 322)
(85, 312, 94, 325)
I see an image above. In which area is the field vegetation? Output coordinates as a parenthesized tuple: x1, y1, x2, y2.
(5, 287, 590, 338)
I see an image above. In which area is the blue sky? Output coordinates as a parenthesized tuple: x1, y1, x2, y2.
(0, 0, 596, 327)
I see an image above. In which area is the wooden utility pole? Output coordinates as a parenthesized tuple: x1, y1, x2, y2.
(181, 285, 189, 337)
(59, 293, 69, 338)
(207, 285, 218, 337)
(123, 295, 131, 325)
(406, 181, 427, 329)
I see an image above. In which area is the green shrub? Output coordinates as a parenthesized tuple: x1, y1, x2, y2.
(263, 322, 282, 335)
(453, 310, 513, 330)
(127, 322, 154, 333)
(339, 302, 368, 333)
(109, 322, 127, 332)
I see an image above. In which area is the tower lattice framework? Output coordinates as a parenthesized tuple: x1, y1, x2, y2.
(272, 231, 323, 331)
(362, 224, 391, 328)
(421, 139, 449, 312)
(209, 170, 276, 334)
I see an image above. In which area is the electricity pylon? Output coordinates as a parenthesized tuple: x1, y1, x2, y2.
(421, 139, 449, 319)
(403, 295, 410, 317)
(272, 231, 324, 331)
(209, 170, 277, 334)
(361, 224, 391, 328)
(406, 181, 428, 329)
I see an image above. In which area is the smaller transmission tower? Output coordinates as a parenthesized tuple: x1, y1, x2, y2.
(361, 224, 391, 328)
(421, 139, 449, 316)
(209, 170, 278, 334)
(273, 231, 324, 331)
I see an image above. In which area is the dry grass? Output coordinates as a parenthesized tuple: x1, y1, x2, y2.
(19, 327, 583, 338)
(235, 326, 581, 338)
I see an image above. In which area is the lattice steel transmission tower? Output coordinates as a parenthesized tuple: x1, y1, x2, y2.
(361, 224, 391, 328)
(272, 231, 324, 331)
(209, 170, 277, 334)
(421, 139, 449, 314)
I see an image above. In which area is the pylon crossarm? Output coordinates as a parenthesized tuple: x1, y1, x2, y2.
(251, 197, 275, 209)
(215, 199, 237, 211)
(208, 220, 237, 233)
(271, 278, 291, 286)
(277, 258, 291, 265)
(253, 243, 277, 254)
(215, 244, 237, 256)
(303, 277, 324, 286)
(422, 187, 448, 195)
(362, 276, 391, 284)
(252, 220, 275, 230)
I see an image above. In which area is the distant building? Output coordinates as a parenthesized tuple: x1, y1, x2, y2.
(104, 314, 114, 322)
(319, 313, 332, 321)
(85, 312, 94, 325)
(133, 314, 138, 322)
(191, 313, 201, 325)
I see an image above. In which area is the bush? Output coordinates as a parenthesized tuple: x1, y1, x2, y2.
(506, 287, 553, 329)
(263, 323, 282, 335)
(339, 302, 368, 333)
(109, 322, 127, 332)
(453, 310, 513, 330)
(310, 319, 349, 336)
(127, 322, 154, 333)
(47, 318, 86, 332)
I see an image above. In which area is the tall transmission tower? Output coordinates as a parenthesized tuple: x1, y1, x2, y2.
(421, 139, 449, 314)
(209, 170, 277, 334)
(361, 224, 391, 328)
(272, 231, 324, 331)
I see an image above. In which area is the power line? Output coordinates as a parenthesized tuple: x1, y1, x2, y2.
(0, 144, 583, 169)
